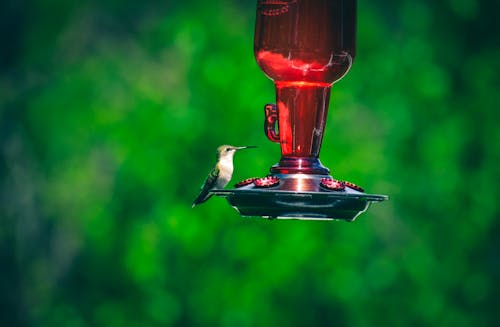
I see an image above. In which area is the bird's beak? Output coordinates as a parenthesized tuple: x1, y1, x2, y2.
(236, 145, 257, 150)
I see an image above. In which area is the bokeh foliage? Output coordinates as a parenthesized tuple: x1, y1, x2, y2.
(1, 0, 499, 326)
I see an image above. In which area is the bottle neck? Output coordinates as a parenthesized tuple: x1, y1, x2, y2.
(275, 82, 331, 158)
(271, 81, 331, 175)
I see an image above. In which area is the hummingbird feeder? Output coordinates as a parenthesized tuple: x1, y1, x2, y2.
(212, 0, 388, 221)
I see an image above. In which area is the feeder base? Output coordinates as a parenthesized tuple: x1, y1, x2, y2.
(214, 189, 386, 221)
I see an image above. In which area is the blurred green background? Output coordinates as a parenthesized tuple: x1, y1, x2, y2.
(1, 0, 499, 326)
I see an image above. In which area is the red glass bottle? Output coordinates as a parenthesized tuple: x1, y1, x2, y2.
(255, 0, 356, 174)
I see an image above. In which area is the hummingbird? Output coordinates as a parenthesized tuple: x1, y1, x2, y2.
(192, 145, 256, 207)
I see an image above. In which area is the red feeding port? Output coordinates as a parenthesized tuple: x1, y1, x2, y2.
(320, 178, 345, 191)
(235, 178, 258, 188)
(254, 176, 280, 188)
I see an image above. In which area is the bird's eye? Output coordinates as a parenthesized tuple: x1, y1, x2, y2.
(226, 148, 231, 152)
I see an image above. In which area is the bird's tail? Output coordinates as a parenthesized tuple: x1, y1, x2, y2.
(191, 191, 214, 208)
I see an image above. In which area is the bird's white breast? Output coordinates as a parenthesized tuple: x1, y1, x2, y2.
(217, 156, 234, 188)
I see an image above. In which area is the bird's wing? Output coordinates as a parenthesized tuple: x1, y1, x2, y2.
(192, 166, 219, 207)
